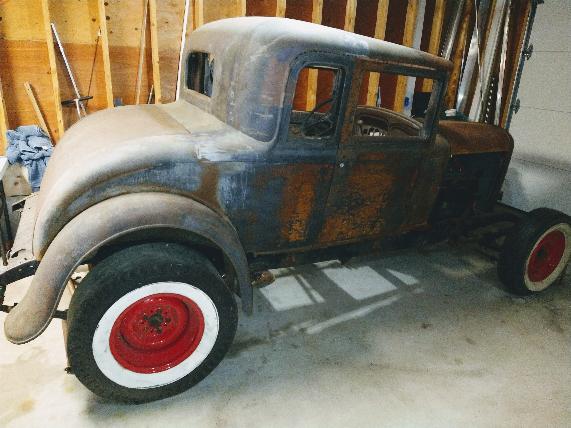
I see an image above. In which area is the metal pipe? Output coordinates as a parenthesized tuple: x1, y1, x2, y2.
(495, 0, 512, 125)
(176, 0, 192, 100)
(457, 0, 491, 113)
(51, 23, 86, 116)
(135, 0, 149, 105)
(468, 0, 509, 121)
(442, 0, 466, 60)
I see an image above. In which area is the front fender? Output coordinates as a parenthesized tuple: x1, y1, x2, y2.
(4, 192, 251, 344)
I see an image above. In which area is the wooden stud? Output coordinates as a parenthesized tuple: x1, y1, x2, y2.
(240, 0, 247, 16)
(367, 0, 390, 106)
(393, 0, 419, 112)
(41, 0, 65, 139)
(276, 0, 287, 17)
(195, 0, 205, 28)
(149, 0, 162, 104)
(344, 0, 358, 32)
(307, 0, 324, 110)
(97, 0, 114, 108)
(422, 0, 446, 92)
(0, 79, 8, 155)
(24, 82, 51, 140)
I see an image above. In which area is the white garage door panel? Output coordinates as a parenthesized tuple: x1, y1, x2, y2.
(531, 0, 571, 51)
(517, 52, 571, 113)
(510, 107, 571, 171)
(503, 158, 570, 214)
(503, 1, 571, 215)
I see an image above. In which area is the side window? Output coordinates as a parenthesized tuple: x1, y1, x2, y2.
(289, 66, 344, 140)
(354, 70, 436, 138)
(187, 52, 214, 97)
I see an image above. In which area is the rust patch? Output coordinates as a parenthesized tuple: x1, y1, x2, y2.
(193, 163, 221, 211)
(278, 166, 321, 242)
(319, 163, 396, 242)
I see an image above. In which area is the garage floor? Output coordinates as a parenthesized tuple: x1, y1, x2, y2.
(1, 244, 570, 427)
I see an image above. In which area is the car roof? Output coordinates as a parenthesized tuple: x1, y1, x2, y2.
(190, 17, 452, 72)
(181, 17, 452, 143)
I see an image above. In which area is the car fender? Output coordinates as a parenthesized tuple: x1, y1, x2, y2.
(4, 192, 251, 345)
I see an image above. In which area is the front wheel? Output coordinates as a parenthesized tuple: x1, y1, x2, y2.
(66, 243, 238, 403)
(498, 208, 571, 295)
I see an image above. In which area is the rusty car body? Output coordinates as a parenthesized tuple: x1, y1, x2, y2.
(1, 17, 569, 402)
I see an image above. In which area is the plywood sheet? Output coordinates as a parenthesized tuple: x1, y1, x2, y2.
(106, 0, 153, 105)
(0, 0, 61, 140)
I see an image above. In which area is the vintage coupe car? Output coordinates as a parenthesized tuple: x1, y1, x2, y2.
(1, 17, 570, 403)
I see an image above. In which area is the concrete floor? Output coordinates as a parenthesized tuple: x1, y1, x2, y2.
(1, 244, 570, 427)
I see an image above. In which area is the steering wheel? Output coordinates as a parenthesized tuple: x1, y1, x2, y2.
(302, 97, 335, 137)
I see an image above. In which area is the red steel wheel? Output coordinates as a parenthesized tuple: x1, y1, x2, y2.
(66, 243, 237, 403)
(92, 282, 220, 389)
(527, 231, 566, 283)
(524, 224, 571, 291)
(498, 209, 571, 295)
(109, 293, 205, 374)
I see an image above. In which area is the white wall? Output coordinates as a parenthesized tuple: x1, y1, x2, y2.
(502, 0, 571, 215)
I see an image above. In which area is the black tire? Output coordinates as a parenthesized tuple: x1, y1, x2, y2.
(66, 242, 238, 403)
(498, 208, 571, 295)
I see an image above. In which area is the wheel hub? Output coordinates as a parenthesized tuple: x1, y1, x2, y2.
(527, 230, 566, 283)
(109, 293, 205, 374)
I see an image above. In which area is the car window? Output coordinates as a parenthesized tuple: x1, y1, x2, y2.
(289, 66, 344, 140)
(187, 52, 214, 97)
(354, 70, 436, 139)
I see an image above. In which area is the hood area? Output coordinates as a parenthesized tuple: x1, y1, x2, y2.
(438, 121, 514, 156)
(33, 101, 266, 259)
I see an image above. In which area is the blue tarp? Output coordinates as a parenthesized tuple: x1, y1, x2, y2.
(6, 125, 53, 192)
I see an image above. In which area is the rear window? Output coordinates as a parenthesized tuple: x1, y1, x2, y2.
(187, 52, 214, 97)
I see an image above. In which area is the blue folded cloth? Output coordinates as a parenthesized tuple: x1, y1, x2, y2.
(6, 125, 53, 192)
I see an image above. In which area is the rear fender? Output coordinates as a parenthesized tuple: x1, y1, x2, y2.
(4, 192, 251, 344)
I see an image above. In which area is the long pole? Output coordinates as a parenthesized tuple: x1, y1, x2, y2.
(51, 23, 86, 116)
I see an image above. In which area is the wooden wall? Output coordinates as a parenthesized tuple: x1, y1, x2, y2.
(0, 0, 530, 153)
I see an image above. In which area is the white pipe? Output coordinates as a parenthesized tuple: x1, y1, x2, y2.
(176, 0, 191, 100)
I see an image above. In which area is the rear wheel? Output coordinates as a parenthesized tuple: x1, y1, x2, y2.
(66, 243, 237, 403)
(498, 208, 571, 294)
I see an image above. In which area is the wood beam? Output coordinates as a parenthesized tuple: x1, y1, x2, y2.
(40, 0, 65, 139)
(24, 82, 51, 140)
(422, 0, 446, 92)
(0, 79, 8, 155)
(307, 0, 324, 110)
(394, 0, 419, 112)
(195, 0, 205, 28)
(97, 0, 114, 108)
(344, 0, 358, 32)
(276, 0, 287, 17)
(149, 0, 162, 104)
(367, 0, 390, 106)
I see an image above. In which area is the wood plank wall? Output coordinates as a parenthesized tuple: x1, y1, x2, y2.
(0, 0, 530, 153)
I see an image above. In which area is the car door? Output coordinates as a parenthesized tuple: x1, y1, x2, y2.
(318, 60, 448, 244)
(235, 54, 353, 252)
